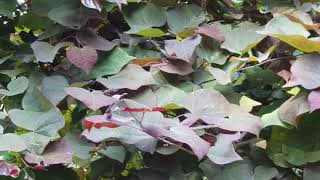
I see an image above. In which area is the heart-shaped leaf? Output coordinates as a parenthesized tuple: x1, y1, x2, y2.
(66, 46, 98, 73)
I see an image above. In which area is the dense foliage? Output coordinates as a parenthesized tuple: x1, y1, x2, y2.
(1, 0, 320, 179)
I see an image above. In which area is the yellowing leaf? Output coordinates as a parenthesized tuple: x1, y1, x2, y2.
(135, 28, 166, 37)
(272, 34, 320, 52)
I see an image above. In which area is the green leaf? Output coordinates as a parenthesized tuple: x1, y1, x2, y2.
(196, 38, 228, 65)
(153, 85, 187, 109)
(0, 76, 29, 96)
(21, 132, 51, 155)
(166, 4, 205, 34)
(8, 108, 65, 137)
(99, 145, 126, 163)
(48, 6, 89, 29)
(222, 22, 266, 54)
(0, 133, 27, 152)
(125, 3, 166, 34)
(0, 0, 16, 18)
(135, 28, 166, 37)
(90, 47, 134, 78)
(63, 131, 95, 160)
(31, 0, 79, 16)
(254, 165, 279, 180)
(42, 75, 69, 105)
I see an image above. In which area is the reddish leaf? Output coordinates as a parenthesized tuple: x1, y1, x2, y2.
(83, 115, 120, 130)
(308, 90, 320, 112)
(124, 107, 167, 112)
(66, 46, 98, 73)
(76, 28, 116, 51)
(24, 141, 73, 166)
(32, 165, 47, 171)
(0, 162, 20, 178)
(196, 24, 225, 42)
(152, 60, 194, 76)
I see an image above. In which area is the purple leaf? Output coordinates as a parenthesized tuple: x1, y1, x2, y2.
(145, 125, 210, 160)
(164, 35, 202, 63)
(152, 60, 193, 75)
(216, 112, 262, 136)
(0, 162, 20, 178)
(289, 54, 320, 89)
(180, 89, 232, 125)
(308, 90, 320, 112)
(106, 0, 127, 10)
(65, 87, 117, 111)
(66, 46, 98, 73)
(207, 133, 242, 165)
(81, 0, 102, 11)
(196, 24, 225, 42)
(76, 28, 116, 51)
(97, 64, 156, 90)
(24, 140, 73, 166)
(82, 126, 157, 153)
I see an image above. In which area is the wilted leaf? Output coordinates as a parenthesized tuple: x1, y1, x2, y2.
(91, 47, 134, 77)
(97, 64, 156, 90)
(24, 140, 73, 166)
(166, 4, 205, 34)
(31, 41, 71, 63)
(65, 87, 117, 111)
(66, 46, 98, 73)
(0, 76, 29, 96)
(76, 28, 116, 51)
(164, 35, 202, 63)
(207, 133, 242, 164)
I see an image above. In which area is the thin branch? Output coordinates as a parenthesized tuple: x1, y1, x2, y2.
(237, 56, 296, 71)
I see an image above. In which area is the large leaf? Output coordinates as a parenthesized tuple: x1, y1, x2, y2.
(207, 133, 242, 165)
(97, 64, 156, 90)
(166, 4, 205, 34)
(221, 22, 266, 54)
(76, 28, 116, 51)
(66, 46, 98, 73)
(0, 76, 29, 96)
(24, 140, 73, 166)
(8, 108, 65, 137)
(124, 3, 166, 35)
(48, 6, 89, 29)
(90, 47, 134, 77)
(278, 94, 310, 126)
(65, 87, 117, 111)
(42, 75, 69, 105)
(82, 126, 158, 153)
(164, 35, 202, 63)
(0, 133, 27, 152)
(287, 53, 320, 89)
(145, 125, 210, 160)
(31, 41, 71, 63)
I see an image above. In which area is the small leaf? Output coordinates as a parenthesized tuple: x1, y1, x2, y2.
(0, 76, 29, 96)
(207, 133, 242, 164)
(81, 0, 102, 11)
(66, 46, 98, 73)
(0, 133, 27, 152)
(65, 87, 117, 111)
